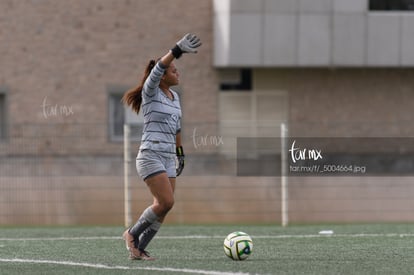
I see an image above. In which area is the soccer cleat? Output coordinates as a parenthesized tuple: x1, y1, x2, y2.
(123, 228, 136, 250)
(138, 249, 156, 261)
(123, 229, 141, 260)
(128, 249, 144, 260)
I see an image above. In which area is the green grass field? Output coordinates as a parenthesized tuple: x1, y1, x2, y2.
(1, 224, 414, 275)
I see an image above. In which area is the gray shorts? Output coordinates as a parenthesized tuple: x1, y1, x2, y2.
(136, 149, 176, 180)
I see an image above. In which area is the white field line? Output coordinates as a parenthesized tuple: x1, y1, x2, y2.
(0, 258, 250, 275)
(1, 233, 414, 242)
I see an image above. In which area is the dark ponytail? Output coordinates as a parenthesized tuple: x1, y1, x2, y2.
(122, 59, 156, 114)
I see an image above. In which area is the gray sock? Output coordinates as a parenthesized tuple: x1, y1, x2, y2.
(129, 207, 159, 246)
(138, 220, 162, 251)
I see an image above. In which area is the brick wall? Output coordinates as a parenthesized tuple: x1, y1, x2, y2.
(0, 0, 217, 151)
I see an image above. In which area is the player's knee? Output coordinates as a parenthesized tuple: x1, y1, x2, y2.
(159, 197, 174, 215)
(164, 197, 175, 212)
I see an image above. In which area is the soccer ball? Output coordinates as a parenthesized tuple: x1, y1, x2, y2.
(223, 231, 253, 260)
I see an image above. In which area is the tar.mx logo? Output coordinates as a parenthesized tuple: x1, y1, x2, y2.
(289, 140, 323, 163)
(191, 127, 224, 149)
(41, 96, 74, 119)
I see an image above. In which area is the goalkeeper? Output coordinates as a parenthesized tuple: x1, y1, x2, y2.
(121, 33, 201, 260)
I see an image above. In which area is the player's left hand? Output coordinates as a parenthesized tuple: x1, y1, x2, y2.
(176, 33, 202, 54)
(171, 33, 202, 59)
(176, 146, 185, 177)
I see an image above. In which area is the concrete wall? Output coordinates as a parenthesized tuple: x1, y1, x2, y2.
(254, 68, 414, 137)
(3, 168, 414, 225)
(214, 0, 414, 67)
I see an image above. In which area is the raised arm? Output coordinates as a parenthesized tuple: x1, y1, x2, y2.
(143, 34, 201, 97)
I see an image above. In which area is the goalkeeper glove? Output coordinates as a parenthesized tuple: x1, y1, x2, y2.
(176, 146, 185, 177)
(171, 33, 202, 59)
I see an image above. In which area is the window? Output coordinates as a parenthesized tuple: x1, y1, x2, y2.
(108, 86, 144, 142)
(219, 69, 252, 91)
(369, 0, 414, 10)
(0, 87, 7, 141)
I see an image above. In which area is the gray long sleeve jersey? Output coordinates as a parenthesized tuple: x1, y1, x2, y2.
(139, 61, 182, 157)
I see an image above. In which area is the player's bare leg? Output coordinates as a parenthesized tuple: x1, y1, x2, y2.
(138, 177, 176, 254)
(124, 173, 174, 260)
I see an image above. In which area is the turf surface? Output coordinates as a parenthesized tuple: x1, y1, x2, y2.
(1, 224, 414, 274)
